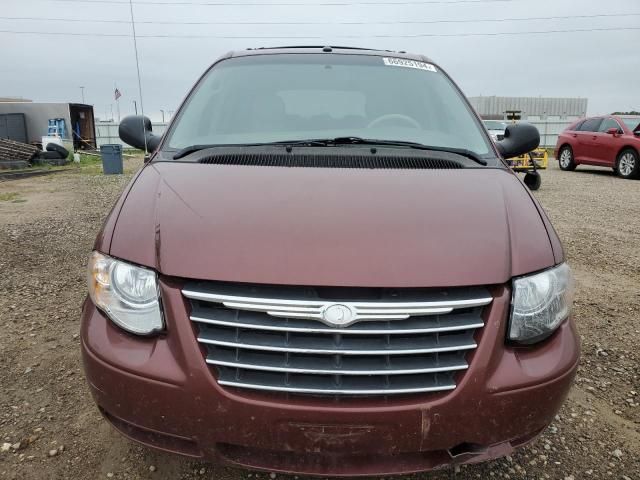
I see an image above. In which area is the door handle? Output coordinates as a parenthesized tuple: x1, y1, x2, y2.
(572, 134, 577, 138)
(592, 136, 597, 140)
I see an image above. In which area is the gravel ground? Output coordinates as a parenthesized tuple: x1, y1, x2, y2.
(0, 159, 638, 480)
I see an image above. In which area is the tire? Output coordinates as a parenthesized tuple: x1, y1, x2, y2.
(39, 151, 65, 160)
(558, 146, 576, 171)
(616, 149, 639, 179)
(45, 143, 69, 158)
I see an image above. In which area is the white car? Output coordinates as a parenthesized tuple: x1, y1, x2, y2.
(483, 120, 508, 142)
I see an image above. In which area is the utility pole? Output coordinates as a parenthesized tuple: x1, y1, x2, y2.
(133, 100, 138, 115)
(160, 110, 165, 123)
(79, 86, 85, 104)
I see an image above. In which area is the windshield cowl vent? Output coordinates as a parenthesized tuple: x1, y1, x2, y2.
(198, 153, 464, 169)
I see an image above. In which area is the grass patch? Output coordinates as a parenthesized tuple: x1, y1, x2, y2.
(75, 151, 145, 176)
(124, 148, 144, 155)
(76, 154, 104, 175)
(0, 192, 20, 202)
(77, 153, 102, 165)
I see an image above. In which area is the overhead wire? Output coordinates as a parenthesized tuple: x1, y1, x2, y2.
(1, 12, 639, 26)
(0, 26, 638, 38)
(34, 0, 520, 5)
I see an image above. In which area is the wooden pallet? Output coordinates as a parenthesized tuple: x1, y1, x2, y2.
(0, 138, 39, 163)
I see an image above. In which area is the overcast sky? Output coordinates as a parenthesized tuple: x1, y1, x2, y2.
(2, 0, 639, 121)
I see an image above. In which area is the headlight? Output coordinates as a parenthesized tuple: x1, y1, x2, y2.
(87, 251, 164, 335)
(509, 263, 574, 344)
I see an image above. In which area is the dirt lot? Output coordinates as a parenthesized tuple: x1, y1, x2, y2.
(0, 159, 638, 480)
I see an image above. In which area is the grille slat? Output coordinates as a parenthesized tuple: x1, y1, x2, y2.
(217, 367, 457, 395)
(198, 334, 477, 355)
(206, 347, 468, 375)
(184, 282, 490, 396)
(190, 306, 484, 335)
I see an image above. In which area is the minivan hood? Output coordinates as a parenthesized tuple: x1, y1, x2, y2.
(109, 162, 555, 287)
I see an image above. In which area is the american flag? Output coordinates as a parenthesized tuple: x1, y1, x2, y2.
(114, 88, 122, 101)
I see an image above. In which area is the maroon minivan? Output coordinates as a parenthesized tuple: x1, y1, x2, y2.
(82, 47, 579, 476)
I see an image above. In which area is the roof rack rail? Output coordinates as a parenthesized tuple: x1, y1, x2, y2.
(246, 45, 395, 52)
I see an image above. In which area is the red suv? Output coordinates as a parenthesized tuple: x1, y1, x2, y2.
(82, 47, 578, 476)
(555, 115, 640, 179)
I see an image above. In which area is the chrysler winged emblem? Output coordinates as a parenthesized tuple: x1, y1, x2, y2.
(320, 304, 355, 327)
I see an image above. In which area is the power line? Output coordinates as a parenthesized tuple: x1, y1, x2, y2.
(2, 12, 639, 26)
(37, 0, 519, 5)
(0, 26, 638, 38)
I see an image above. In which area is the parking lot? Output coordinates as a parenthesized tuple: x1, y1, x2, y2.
(0, 159, 638, 480)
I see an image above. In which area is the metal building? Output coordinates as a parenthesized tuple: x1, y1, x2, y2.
(0, 102, 96, 149)
(468, 96, 588, 121)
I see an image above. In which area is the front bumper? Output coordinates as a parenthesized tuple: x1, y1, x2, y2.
(81, 279, 579, 477)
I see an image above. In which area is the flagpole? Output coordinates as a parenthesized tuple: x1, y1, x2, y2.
(128, 0, 148, 155)
(114, 82, 121, 122)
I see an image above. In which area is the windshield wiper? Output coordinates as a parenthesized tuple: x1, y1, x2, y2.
(172, 139, 353, 159)
(173, 137, 487, 165)
(173, 144, 231, 159)
(276, 137, 488, 166)
(172, 140, 326, 159)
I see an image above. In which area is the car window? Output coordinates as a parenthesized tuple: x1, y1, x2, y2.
(166, 54, 492, 156)
(621, 117, 640, 131)
(570, 120, 584, 131)
(598, 118, 622, 133)
(579, 118, 603, 132)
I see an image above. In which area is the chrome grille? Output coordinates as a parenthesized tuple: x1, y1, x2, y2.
(184, 282, 491, 396)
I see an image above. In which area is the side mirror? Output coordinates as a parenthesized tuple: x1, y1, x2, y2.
(606, 127, 619, 135)
(524, 171, 541, 191)
(119, 115, 161, 153)
(495, 123, 540, 159)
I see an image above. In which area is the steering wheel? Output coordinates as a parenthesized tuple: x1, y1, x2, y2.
(367, 113, 421, 129)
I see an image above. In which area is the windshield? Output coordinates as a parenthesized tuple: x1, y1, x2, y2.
(483, 120, 507, 130)
(165, 54, 492, 156)
(620, 117, 640, 131)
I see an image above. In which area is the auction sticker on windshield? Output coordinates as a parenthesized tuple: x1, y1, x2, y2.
(383, 57, 437, 72)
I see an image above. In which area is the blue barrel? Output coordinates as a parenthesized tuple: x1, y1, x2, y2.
(100, 144, 123, 175)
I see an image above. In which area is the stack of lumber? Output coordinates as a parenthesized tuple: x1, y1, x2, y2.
(0, 138, 39, 168)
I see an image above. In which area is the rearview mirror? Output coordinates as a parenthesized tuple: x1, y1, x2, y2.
(606, 127, 619, 135)
(495, 123, 540, 160)
(119, 115, 161, 153)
